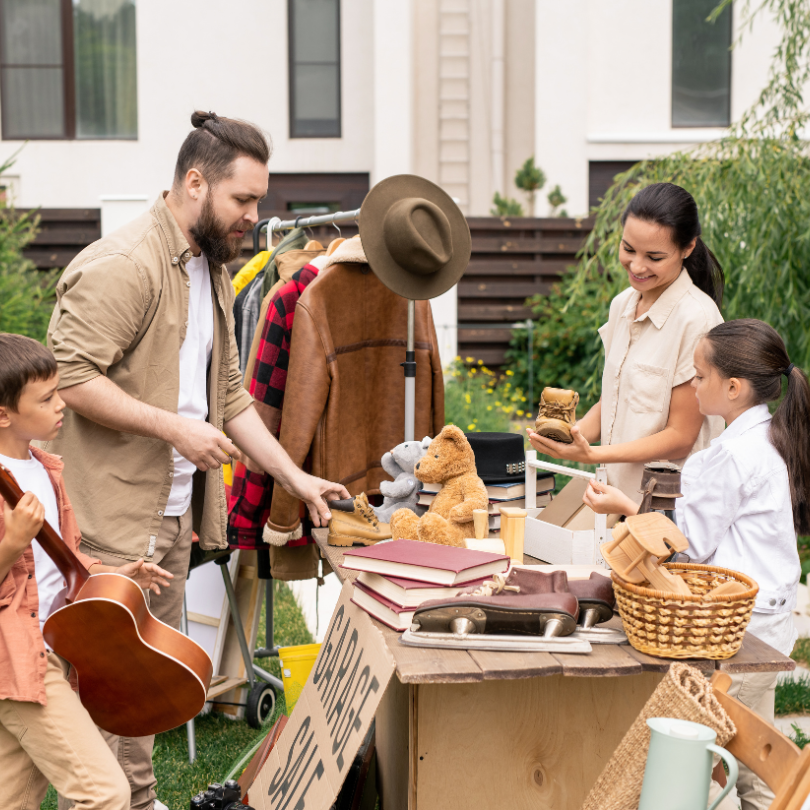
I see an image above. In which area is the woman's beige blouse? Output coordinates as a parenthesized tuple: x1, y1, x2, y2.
(597, 268, 724, 503)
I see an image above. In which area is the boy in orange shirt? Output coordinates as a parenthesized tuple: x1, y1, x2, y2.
(0, 334, 172, 810)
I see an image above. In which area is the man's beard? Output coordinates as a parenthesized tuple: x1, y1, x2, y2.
(189, 194, 248, 265)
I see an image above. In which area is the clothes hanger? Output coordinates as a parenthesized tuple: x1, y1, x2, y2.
(327, 214, 345, 256)
(304, 239, 324, 251)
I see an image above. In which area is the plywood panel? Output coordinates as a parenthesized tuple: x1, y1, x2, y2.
(375, 677, 412, 810)
(414, 672, 662, 810)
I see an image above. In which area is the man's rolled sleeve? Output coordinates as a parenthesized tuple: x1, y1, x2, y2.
(49, 255, 149, 389)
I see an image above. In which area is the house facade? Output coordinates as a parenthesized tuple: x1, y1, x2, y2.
(0, 0, 779, 365)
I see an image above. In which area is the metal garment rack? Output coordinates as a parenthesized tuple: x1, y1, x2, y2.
(251, 207, 420, 663)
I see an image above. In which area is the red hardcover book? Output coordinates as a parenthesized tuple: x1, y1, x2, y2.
(356, 570, 489, 609)
(351, 582, 417, 632)
(340, 538, 509, 585)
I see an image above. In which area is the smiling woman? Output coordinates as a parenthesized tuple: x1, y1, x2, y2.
(527, 183, 725, 508)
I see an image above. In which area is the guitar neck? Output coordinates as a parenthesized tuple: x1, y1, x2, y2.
(0, 464, 90, 602)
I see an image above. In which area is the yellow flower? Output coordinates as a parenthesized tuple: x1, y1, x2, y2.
(470, 368, 477, 375)
(465, 356, 474, 363)
(495, 401, 502, 407)
(455, 356, 461, 362)
(505, 370, 514, 376)
(467, 424, 476, 430)
(521, 397, 527, 402)
(487, 405, 493, 411)
(517, 410, 524, 416)
(478, 359, 483, 365)
(464, 393, 471, 404)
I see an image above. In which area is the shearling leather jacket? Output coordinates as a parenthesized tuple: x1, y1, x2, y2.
(265, 258, 445, 539)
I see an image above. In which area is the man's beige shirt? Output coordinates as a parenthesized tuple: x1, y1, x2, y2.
(598, 268, 724, 504)
(44, 194, 253, 559)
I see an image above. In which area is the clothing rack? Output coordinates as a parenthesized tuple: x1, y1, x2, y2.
(252, 208, 361, 253)
(249, 206, 419, 665)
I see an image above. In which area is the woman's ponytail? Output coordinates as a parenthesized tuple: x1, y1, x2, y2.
(705, 319, 810, 535)
(622, 183, 725, 308)
(683, 236, 724, 309)
(771, 364, 810, 535)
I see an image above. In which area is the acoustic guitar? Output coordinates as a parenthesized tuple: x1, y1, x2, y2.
(0, 464, 213, 737)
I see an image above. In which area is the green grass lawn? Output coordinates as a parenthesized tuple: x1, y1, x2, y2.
(41, 579, 314, 809)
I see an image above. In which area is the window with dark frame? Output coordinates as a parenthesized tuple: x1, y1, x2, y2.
(672, 0, 732, 127)
(288, 0, 341, 139)
(0, 0, 137, 141)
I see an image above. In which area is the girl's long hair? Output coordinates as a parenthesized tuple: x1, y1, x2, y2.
(704, 319, 810, 534)
(622, 182, 725, 308)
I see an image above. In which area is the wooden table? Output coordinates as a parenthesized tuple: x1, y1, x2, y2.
(313, 531, 795, 810)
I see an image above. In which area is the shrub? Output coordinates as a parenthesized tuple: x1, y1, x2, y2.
(444, 357, 533, 435)
(0, 157, 54, 342)
(490, 191, 524, 217)
(504, 267, 609, 417)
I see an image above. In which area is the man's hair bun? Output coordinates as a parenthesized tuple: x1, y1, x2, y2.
(190, 110, 220, 128)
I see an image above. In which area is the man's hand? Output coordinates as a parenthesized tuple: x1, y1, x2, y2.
(287, 472, 350, 527)
(114, 559, 174, 595)
(582, 480, 638, 517)
(2, 493, 45, 553)
(169, 417, 242, 471)
(526, 424, 597, 463)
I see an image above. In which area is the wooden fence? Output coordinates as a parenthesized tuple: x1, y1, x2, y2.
(460, 217, 594, 366)
(19, 208, 101, 271)
(19, 208, 593, 367)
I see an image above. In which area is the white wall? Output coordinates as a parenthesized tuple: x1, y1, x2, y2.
(534, 0, 781, 217)
(0, 0, 376, 209)
(372, 0, 413, 182)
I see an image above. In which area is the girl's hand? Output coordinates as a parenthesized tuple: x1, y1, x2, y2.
(116, 559, 174, 595)
(2, 493, 45, 553)
(526, 425, 596, 463)
(582, 480, 638, 517)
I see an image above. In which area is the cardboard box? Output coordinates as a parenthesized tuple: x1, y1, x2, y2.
(523, 455, 614, 566)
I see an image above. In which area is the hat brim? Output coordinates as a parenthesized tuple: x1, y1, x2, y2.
(359, 174, 471, 301)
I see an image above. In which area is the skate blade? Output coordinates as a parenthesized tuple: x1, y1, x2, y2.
(413, 605, 578, 637)
(400, 628, 592, 653)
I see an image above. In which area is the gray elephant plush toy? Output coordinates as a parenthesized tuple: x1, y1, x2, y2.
(373, 437, 431, 523)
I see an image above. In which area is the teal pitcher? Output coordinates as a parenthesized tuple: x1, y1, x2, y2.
(639, 718, 738, 810)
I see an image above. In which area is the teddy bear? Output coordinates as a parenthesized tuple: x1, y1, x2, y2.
(389, 426, 489, 547)
(373, 436, 431, 523)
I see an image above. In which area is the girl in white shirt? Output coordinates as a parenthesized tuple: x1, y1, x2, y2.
(585, 318, 806, 810)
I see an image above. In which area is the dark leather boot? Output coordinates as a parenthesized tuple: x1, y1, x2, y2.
(412, 568, 579, 638)
(567, 572, 615, 628)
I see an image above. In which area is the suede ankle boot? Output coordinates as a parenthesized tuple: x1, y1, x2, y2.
(327, 492, 392, 546)
(534, 387, 579, 444)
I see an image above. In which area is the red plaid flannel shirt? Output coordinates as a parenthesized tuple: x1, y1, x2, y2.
(228, 264, 319, 548)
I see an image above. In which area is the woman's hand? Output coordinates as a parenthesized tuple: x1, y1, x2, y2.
(582, 480, 638, 517)
(526, 425, 598, 463)
(115, 559, 174, 595)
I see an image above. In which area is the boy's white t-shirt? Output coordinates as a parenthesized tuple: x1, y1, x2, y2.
(0, 451, 66, 631)
(166, 253, 215, 516)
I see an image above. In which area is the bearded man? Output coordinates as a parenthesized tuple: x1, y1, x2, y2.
(44, 111, 349, 810)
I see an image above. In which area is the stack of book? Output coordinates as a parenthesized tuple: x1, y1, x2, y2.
(417, 474, 555, 532)
(341, 539, 510, 631)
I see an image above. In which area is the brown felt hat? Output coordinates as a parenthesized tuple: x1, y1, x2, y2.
(359, 174, 471, 300)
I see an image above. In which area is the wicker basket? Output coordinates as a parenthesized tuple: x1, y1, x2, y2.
(612, 563, 759, 660)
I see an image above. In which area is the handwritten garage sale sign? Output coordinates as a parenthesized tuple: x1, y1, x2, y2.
(254, 581, 396, 810)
